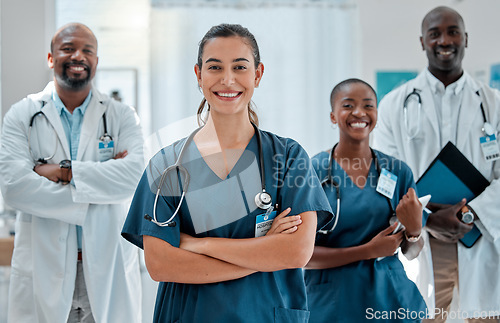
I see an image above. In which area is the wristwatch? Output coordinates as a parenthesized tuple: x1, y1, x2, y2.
(59, 159, 71, 169)
(459, 205, 474, 224)
(59, 159, 72, 184)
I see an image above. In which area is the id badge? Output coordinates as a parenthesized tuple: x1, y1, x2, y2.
(479, 134, 500, 162)
(376, 168, 397, 199)
(98, 140, 114, 161)
(255, 209, 277, 237)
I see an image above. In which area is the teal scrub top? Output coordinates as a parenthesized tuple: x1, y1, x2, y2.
(304, 149, 427, 323)
(122, 130, 333, 323)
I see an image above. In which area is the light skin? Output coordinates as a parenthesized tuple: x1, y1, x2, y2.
(33, 23, 127, 183)
(420, 7, 474, 242)
(143, 35, 318, 283)
(306, 82, 424, 270)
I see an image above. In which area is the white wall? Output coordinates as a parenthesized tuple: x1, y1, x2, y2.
(149, 4, 359, 156)
(0, 0, 54, 120)
(358, 0, 500, 88)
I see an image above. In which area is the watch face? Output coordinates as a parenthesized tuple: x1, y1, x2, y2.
(461, 212, 474, 224)
(60, 160, 71, 169)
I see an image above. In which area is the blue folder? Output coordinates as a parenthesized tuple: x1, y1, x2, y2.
(416, 142, 490, 247)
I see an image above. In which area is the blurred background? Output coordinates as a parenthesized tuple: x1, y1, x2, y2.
(1, 0, 499, 322)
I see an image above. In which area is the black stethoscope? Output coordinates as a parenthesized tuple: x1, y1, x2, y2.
(477, 91, 496, 137)
(403, 88, 422, 140)
(28, 101, 112, 164)
(403, 88, 496, 140)
(318, 144, 396, 234)
(144, 123, 272, 227)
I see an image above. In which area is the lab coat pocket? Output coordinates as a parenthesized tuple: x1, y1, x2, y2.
(274, 307, 310, 323)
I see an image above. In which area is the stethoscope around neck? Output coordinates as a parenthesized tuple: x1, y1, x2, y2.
(28, 101, 112, 164)
(144, 123, 272, 227)
(318, 144, 396, 234)
(403, 88, 496, 140)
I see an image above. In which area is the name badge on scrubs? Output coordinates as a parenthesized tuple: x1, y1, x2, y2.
(479, 134, 500, 162)
(255, 206, 278, 237)
(376, 168, 397, 199)
(98, 139, 114, 161)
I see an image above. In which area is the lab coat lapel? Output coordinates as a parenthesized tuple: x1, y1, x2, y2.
(456, 76, 481, 150)
(414, 72, 440, 143)
(78, 91, 106, 161)
(37, 85, 71, 159)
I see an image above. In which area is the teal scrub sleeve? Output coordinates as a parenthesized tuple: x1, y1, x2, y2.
(122, 145, 184, 249)
(278, 142, 334, 231)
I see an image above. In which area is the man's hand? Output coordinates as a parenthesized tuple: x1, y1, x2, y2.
(425, 199, 472, 243)
(34, 164, 71, 184)
(113, 150, 128, 159)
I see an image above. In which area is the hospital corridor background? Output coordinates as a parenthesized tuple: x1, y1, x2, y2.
(1, 0, 500, 322)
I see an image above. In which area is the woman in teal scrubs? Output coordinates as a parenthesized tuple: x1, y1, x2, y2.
(122, 24, 332, 323)
(305, 79, 427, 323)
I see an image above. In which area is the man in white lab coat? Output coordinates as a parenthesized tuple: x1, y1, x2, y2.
(0, 23, 144, 322)
(373, 6, 500, 323)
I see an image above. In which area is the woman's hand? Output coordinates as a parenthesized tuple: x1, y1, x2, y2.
(266, 208, 303, 235)
(395, 188, 422, 237)
(366, 222, 403, 258)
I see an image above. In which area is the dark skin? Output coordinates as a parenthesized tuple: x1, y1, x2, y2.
(419, 7, 474, 242)
(420, 6, 468, 87)
(306, 82, 423, 270)
(33, 23, 127, 183)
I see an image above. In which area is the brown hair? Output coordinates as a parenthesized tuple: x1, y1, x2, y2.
(196, 24, 260, 126)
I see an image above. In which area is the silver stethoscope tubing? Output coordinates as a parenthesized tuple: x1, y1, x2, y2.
(318, 144, 395, 234)
(403, 88, 496, 140)
(144, 123, 272, 228)
(28, 104, 112, 164)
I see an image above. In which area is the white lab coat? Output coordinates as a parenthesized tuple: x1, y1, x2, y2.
(0, 82, 145, 323)
(372, 71, 500, 317)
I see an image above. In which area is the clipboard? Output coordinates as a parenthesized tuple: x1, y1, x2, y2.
(416, 142, 490, 247)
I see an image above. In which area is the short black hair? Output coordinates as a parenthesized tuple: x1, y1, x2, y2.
(330, 78, 377, 111)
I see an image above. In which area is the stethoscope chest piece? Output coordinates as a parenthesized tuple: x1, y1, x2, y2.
(255, 191, 272, 210)
(483, 122, 495, 137)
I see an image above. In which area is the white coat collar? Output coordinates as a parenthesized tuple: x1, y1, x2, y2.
(77, 86, 108, 161)
(457, 72, 482, 149)
(424, 69, 467, 96)
(28, 81, 110, 160)
(28, 82, 71, 158)
(411, 70, 482, 150)
(409, 71, 440, 144)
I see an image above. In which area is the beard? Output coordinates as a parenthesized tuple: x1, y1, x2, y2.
(56, 63, 92, 91)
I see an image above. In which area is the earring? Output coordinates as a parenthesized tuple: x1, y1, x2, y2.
(331, 122, 338, 129)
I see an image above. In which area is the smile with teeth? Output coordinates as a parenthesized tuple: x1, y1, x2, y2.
(437, 49, 454, 56)
(216, 92, 241, 98)
(66, 64, 87, 73)
(350, 122, 368, 129)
